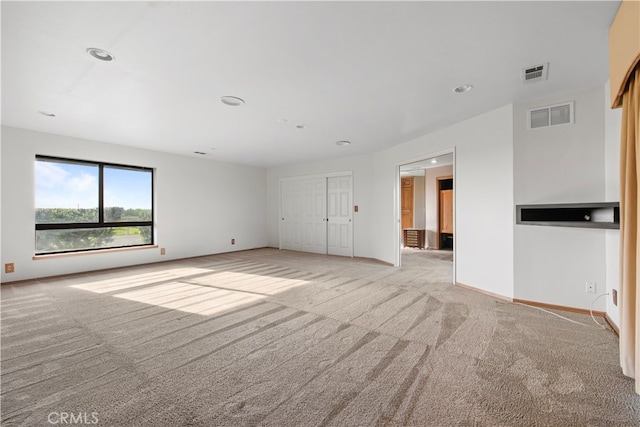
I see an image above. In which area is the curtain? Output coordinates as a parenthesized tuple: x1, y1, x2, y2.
(620, 65, 640, 395)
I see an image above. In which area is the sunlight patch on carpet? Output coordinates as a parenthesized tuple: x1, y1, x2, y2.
(71, 269, 309, 315)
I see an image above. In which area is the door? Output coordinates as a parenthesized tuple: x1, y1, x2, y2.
(327, 175, 352, 256)
(440, 189, 453, 233)
(280, 174, 353, 257)
(401, 176, 414, 233)
(302, 178, 327, 254)
(437, 177, 454, 250)
(280, 179, 303, 251)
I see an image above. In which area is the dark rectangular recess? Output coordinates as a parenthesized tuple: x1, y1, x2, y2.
(516, 202, 619, 229)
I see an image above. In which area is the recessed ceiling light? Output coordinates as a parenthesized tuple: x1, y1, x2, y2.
(453, 84, 473, 93)
(431, 159, 437, 164)
(336, 140, 351, 146)
(296, 124, 308, 129)
(86, 47, 114, 61)
(220, 96, 245, 107)
(37, 110, 56, 117)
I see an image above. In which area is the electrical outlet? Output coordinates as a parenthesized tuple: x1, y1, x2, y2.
(585, 281, 596, 293)
(160, 248, 166, 255)
(5, 263, 15, 273)
(612, 289, 618, 306)
(231, 238, 235, 245)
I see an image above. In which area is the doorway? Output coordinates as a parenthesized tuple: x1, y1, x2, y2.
(398, 152, 455, 278)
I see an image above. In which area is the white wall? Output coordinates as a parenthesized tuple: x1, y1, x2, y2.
(1, 126, 268, 282)
(424, 165, 453, 249)
(3, 86, 618, 314)
(513, 86, 608, 310)
(372, 105, 515, 297)
(267, 106, 515, 299)
(604, 80, 622, 327)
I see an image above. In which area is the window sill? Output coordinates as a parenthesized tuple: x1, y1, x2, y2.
(33, 245, 158, 260)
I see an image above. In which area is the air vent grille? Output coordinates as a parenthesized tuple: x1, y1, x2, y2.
(527, 101, 574, 130)
(522, 63, 549, 84)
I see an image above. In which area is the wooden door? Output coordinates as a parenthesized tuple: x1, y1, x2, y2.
(437, 176, 454, 250)
(327, 175, 352, 256)
(440, 189, 453, 234)
(401, 177, 414, 231)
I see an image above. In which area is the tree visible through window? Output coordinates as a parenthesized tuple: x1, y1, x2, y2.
(35, 156, 153, 254)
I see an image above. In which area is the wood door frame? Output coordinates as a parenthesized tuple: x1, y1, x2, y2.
(436, 175, 454, 250)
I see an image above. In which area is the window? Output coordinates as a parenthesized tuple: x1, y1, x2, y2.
(35, 156, 153, 255)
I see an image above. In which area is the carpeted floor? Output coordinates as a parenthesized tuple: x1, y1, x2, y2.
(2, 247, 638, 426)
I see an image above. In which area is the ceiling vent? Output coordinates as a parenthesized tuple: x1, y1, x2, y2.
(522, 63, 549, 84)
(527, 101, 574, 130)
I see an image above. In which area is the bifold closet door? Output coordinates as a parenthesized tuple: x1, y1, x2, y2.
(281, 177, 326, 254)
(301, 177, 327, 254)
(280, 179, 303, 252)
(280, 174, 352, 257)
(327, 175, 352, 256)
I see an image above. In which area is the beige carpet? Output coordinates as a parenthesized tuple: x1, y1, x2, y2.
(2, 247, 638, 426)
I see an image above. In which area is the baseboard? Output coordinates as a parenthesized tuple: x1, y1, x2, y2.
(454, 284, 610, 320)
(455, 282, 512, 302)
(604, 314, 620, 336)
(512, 298, 606, 318)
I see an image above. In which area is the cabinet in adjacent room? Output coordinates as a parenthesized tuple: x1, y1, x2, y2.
(403, 228, 425, 249)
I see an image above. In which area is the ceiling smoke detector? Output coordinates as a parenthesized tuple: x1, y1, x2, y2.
(453, 84, 473, 94)
(220, 96, 245, 107)
(522, 63, 549, 84)
(86, 47, 114, 61)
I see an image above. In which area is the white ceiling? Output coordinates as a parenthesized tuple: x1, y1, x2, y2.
(1, 1, 620, 168)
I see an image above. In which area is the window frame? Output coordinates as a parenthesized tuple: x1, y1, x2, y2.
(35, 155, 154, 255)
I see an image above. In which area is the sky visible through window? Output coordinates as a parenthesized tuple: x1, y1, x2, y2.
(35, 160, 151, 210)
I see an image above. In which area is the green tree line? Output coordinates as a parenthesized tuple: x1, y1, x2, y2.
(36, 207, 151, 223)
(35, 207, 152, 253)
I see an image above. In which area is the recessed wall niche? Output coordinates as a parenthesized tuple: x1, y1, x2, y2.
(516, 202, 619, 229)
